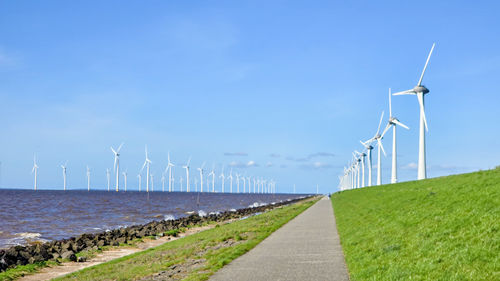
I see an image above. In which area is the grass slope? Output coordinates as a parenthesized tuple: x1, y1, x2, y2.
(52, 198, 317, 281)
(332, 168, 499, 281)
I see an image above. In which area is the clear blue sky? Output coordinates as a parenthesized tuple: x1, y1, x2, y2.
(1, 1, 499, 193)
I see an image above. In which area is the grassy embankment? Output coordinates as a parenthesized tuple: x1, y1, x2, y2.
(332, 168, 499, 280)
(44, 197, 317, 280)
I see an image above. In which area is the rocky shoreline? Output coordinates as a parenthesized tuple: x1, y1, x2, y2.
(0, 196, 312, 272)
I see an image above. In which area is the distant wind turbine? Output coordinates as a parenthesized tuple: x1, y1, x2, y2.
(140, 145, 152, 192)
(197, 162, 205, 192)
(209, 164, 215, 192)
(110, 143, 124, 192)
(383, 88, 410, 183)
(393, 43, 435, 180)
(167, 152, 174, 192)
(228, 169, 233, 193)
(106, 168, 111, 191)
(183, 156, 191, 192)
(122, 170, 128, 191)
(137, 174, 142, 191)
(87, 166, 91, 191)
(236, 173, 240, 193)
(32, 155, 38, 191)
(219, 166, 225, 193)
(60, 161, 68, 191)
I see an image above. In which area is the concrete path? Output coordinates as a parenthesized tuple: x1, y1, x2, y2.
(210, 197, 349, 281)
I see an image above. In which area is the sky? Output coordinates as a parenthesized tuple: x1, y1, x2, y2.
(0, 1, 499, 193)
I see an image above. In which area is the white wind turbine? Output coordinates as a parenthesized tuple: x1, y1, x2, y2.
(194, 177, 198, 192)
(179, 176, 183, 192)
(161, 173, 165, 192)
(236, 173, 240, 193)
(383, 88, 410, 183)
(228, 169, 233, 193)
(219, 166, 225, 193)
(137, 174, 142, 191)
(87, 166, 91, 191)
(359, 140, 374, 187)
(363, 111, 388, 186)
(393, 43, 435, 180)
(167, 152, 174, 192)
(197, 162, 205, 192)
(122, 170, 128, 191)
(182, 157, 191, 192)
(241, 174, 246, 193)
(209, 165, 215, 192)
(140, 145, 152, 192)
(354, 150, 366, 187)
(32, 155, 39, 191)
(110, 143, 124, 192)
(60, 161, 68, 191)
(246, 177, 251, 193)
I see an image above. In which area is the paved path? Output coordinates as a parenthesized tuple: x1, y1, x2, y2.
(210, 197, 350, 281)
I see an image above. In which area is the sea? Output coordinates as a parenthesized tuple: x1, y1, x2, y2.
(0, 189, 308, 249)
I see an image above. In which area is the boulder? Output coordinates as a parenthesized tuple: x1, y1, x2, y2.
(61, 251, 76, 261)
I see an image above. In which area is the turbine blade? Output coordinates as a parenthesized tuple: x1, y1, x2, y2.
(187, 156, 191, 166)
(378, 139, 386, 156)
(394, 119, 410, 130)
(381, 123, 391, 137)
(168, 151, 171, 163)
(110, 147, 116, 154)
(392, 89, 415, 96)
(417, 93, 429, 131)
(376, 111, 384, 135)
(140, 160, 147, 173)
(117, 142, 124, 153)
(418, 43, 436, 86)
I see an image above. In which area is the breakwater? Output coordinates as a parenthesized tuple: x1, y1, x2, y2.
(0, 196, 312, 272)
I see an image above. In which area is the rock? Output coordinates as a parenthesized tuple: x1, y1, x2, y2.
(51, 253, 60, 260)
(77, 256, 87, 262)
(61, 251, 76, 261)
(96, 240, 105, 248)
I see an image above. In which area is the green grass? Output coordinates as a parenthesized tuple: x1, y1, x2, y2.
(0, 261, 59, 281)
(52, 198, 317, 281)
(331, 168, 500, 281)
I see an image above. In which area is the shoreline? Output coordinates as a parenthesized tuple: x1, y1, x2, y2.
(0, 196, 311, 274)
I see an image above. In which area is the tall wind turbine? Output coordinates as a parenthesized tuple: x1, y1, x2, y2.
(374, 112, 390, 185)
(110, 143, 124, 192)
(60, 161, 68, 191)
(384, 88, 410, 183)
(209, 165, 215, 192)
(219, 166, 225, 193)
(228, 169, 233, 193)
(140, 145, 152, 192)
(197, 162, 205, 192)
(246, 177, 251, 194)
(87, 166, 91, 191)
(393, 43, 435, 180)
(362, 111, 386, 186)
(354, 151, 366, 187)
(32, 155, 38, 191)
(183, 157, 191, 192)
(122, 170, 128, 191)
(360, 140, 374, 187)
(137, 174, 142, 191)
(236, 173, 240, 193)
(167, 152, 174, 192)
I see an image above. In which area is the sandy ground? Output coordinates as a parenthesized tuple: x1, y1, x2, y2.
(18, 224, 216, 281)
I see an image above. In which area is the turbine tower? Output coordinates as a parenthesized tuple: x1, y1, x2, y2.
(122, 170, 128, 191)
(354, 151, 366, 187)
(182, 157, 191, 192)
(167, 152, 174, 192)
(150, 173, 154, 192)
(236, 173, 240, 193)
(246, 177, 251, 193)
(228, 169, 233, 193)
(194, 177, 198, 192)
(87, 166, 91, 191)
(384, 88, 410, 183)
(110, 143, 124, 192)
(32, 155, 38, 191)
(179, 176, 183, 192)
(60, 161, 68, 191)
(209, 165, 215, 192)
(140, 145, 152, 192)
(137, 174, 142, 191)
(393, 43, 435, 180)
(219, 166, 225, 193)
(197, 162, 205, 192)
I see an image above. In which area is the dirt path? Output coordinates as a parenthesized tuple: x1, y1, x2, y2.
(18, 225, 215, 281)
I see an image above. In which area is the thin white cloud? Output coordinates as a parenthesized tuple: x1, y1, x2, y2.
(269, 153, 281, 158)
(300, 161, 333, 170)
(228, 160, 258, 168)
(402, 162, 418, 170)
(224, 152, 248, 156)
(287, 152, 335, 162)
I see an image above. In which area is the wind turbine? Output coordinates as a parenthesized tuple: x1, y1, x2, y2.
(228, 169, 233, 193)
(32, 155, 38, 191)
(110, 143, 123, 192)
(60, 161, 68, 191)
(393, 43, 435, 180)
(354, 150, 366, 187)
(219, 166, 225, 193)
(236, 173, 240, 193)
(197, 162, 205, 192)
(383, 88, 410, 183)
(87, 166, 91, 191)
(360, 140, 374, 187)
(179, 176, 183, 192)
(241, 174, 246, 193)
(209, 164, 215, 192)
(167, 152, 174, 192)
(140, 145, 152, 192)
(122, 170, 128, 191)
(246, 177, 251, 193)
(253, 177, 256, 193)
(363, 111, 387, 186)
(137, 174, 142, 191)
(182, 157, 191, 192)
(194, 177, 198, 192)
